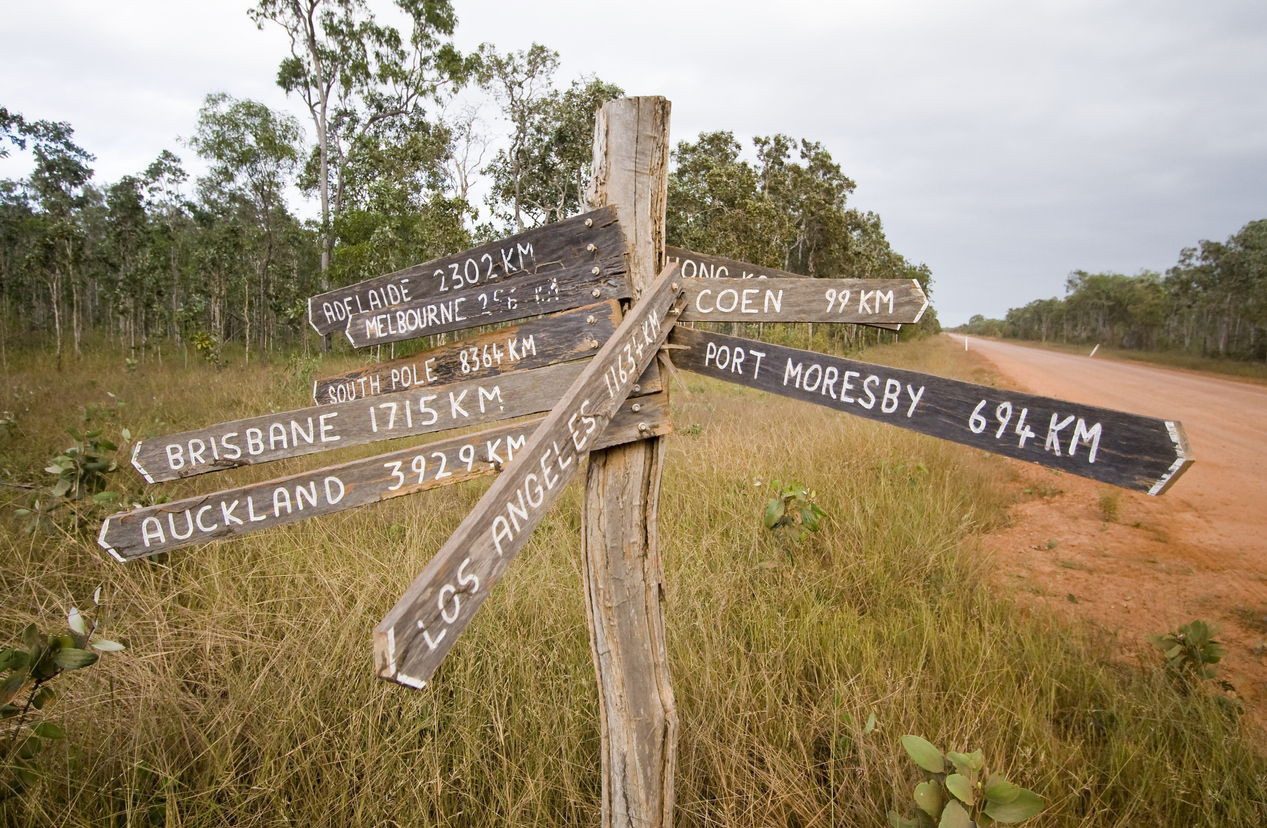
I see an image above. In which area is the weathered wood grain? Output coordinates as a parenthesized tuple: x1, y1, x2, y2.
(134, 361, 589, 482)
(343, 266, 631, 348)
(666, 246, 903, 331)
(313, 301, 620, 405)
(308, 207, 626, 335)
(669, 327, 1194, 494)
(99, 393, 673, 560)
(677, 278, 927, 324)
(372, 261, 684, 692)
(582, 97, 679, 828)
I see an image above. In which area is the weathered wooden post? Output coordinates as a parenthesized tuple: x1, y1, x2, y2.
(581, 97, 679, 828)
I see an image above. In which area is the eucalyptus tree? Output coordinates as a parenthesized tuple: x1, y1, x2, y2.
(328, 115, 470, 284)
(666, 131, 790, 269)
(250, 0, 467, 286)
(11, 113, 96, 367)
(141, 150, 193, 344)
(474, 42, 560, 232)
(190, 93, 302, 363)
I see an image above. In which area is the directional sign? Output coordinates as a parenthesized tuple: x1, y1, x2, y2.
(135, 352, 664, 483)
(669, 327, 1193, 494)
(99, 394, 672, 560)
(677, 278, 927, 325)
(308, 207, 627, 336)
(314, 301, 619, 405)
(666, 246, 904, 331)
(343, 267, 630, 349)
(373, 264, 684, 690)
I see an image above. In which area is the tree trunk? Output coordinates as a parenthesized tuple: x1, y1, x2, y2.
(581, 96, 678, 828)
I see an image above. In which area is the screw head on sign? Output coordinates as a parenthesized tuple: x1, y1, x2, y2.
(587, 243, 597, 252)
(632, 384, 641, 393)
(592, 288, 601, 297)
(585, 218, 593, 227)
(637, 422, 649, 432)
(671, 282, 679, 291)
(632, 403, 641, 412)
(586, 315, 596, 325)
(589, 338, 599, 349)
(591, 267, 601, 275)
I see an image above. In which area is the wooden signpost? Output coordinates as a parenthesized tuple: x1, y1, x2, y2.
(100, 95, 1198, 828)
(344, 266, 630, 348)
(134, 360, 592, 482)
(667, 246, 907, 330)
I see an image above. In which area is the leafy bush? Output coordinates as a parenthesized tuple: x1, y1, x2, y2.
(1147, 621, 1228, 682)
(14, 427, 129, 533)
(2, 590, 125, 799)
(763, 479, 826, 541)
(889, 735, 1044, 827)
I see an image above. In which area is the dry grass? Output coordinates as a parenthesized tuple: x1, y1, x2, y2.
(2, 336, 1265, 826)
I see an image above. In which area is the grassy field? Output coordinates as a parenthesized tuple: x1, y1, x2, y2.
(2, 336, 1266, 826)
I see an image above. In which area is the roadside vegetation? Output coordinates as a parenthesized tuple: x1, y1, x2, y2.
(3, 335, 1264, 827)
(956, 218, 1267, 367)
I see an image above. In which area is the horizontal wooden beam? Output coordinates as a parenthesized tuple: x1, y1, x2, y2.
(133, 362, 571, 483)
(309, 207, 626, 336)
(313, 301, 620, 405)
(676, 278, 927, 324)
(668, 327, 1193, 494)
(99, 394, 672, 561)
(343, 267, 630, 349)
(665, 246, 907, 331)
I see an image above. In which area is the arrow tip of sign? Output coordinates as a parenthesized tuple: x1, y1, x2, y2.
(912, 280, 929, 324)
(96, 517, 125, 562)
(131, 441, 154, 485)
(306, 295, 322, 334)
(1148, 420, 1195, 496)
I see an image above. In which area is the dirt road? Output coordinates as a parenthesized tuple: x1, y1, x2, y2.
(949, 335, 1267, 720)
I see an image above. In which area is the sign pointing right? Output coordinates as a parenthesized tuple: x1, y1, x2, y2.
(669, 327, 1194, 494)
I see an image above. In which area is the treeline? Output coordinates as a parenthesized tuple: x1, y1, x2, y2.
(960, 219, 1267, 361)
(1, 1, 934, 368)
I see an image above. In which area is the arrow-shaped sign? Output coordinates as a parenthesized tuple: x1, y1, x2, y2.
(677, 278, 927, 325)
(99, 394, 671, 560)
(669, 327, 1193, 494)
(132, 358, 661, 483)
(343, 267, 629, 349)
(313, 301, 620, 406)
(665, 246, 914, 330)
(308, 207, 626, 336)
(373, 264, 684, 690)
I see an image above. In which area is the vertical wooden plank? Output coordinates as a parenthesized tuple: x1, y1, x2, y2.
(582, 96, 678, 828)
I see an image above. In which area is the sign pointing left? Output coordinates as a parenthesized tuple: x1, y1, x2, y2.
(307, 207, 626, 336)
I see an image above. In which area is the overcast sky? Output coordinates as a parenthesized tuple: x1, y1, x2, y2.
(3, 0, 1265, 325)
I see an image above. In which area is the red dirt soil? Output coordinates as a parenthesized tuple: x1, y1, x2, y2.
(952, 335, 1267, 729)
